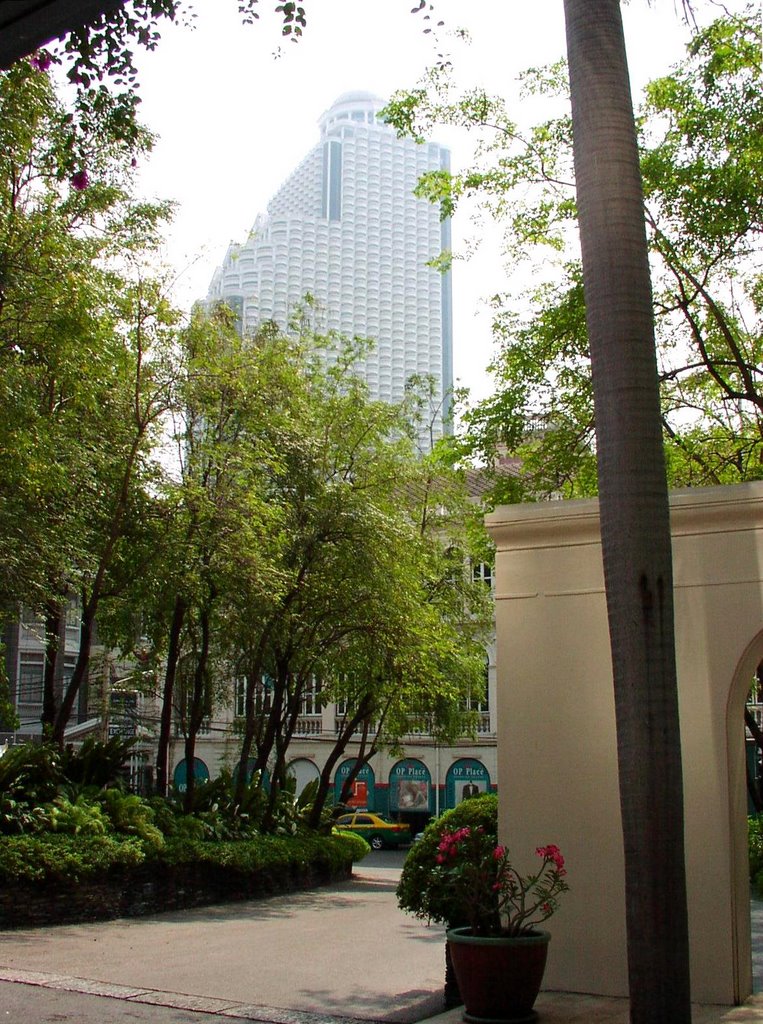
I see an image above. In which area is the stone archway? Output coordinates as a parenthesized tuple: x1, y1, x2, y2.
(486, 481, 763, 1005)
(729, 632, 763, 997)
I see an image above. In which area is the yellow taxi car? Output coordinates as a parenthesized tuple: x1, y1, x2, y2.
(334, 811, 411, 850)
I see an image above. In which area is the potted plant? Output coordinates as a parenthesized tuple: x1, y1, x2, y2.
(397, 795, 568, 1023)
(397, 795, 499, 1007)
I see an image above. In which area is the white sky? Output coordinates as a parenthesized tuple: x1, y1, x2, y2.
(129, 0, 747, 402)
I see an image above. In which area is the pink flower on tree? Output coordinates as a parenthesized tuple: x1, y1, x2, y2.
(536, 844, 566, 873)
(30, 51, 52, 72)
(71, 169, 90, 192)
(407, 813, 569, 938)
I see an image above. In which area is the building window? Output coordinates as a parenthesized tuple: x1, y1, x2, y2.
(17, 652, 44, 706)
(234, 677, 246, 718)
(472, 561, 493, 588)
(463, 657, 490, 713)
(234, 675, 273, 717)
(65, 599, 81, 628)
(301, 676, 322, 716)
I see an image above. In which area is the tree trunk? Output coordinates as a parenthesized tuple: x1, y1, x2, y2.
(52, 595, 95, 746)
(156, 594, 186, 797)
(307, 694, 375, 828)
(184, 605, 211, 812)
(562, 2, 691, 1021)
(41, 598, 65, 735)
(234, 643, 269, 806)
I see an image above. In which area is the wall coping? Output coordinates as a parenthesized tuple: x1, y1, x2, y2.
(485, 481, 763, 552)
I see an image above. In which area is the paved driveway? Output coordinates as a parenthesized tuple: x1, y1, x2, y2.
(0, 853, 446, 1024)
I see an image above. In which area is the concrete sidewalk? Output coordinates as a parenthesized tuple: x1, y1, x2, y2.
(2, 858, 763, 1023)
(0, 859, 447, 1024)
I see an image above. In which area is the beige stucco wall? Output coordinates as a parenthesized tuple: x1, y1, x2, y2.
(486, 481, 763, 1005)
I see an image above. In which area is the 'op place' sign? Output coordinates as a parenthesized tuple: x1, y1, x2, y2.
(445, 758, 490, 808)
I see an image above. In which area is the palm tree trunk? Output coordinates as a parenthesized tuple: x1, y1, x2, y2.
(562, 1, 691, 1021)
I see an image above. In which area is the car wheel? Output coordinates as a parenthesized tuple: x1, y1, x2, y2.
(370, 835, 384, 850)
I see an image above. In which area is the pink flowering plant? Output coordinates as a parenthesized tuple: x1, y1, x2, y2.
(434, 825, 569, 937)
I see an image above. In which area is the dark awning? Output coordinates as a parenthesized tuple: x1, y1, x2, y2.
(0, 0, 124, 70)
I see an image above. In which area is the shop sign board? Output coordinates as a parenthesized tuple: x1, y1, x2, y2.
(172, 757, 210, 794)
(334, 759, 375, 810)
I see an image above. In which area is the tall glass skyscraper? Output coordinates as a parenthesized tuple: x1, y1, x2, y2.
(206, 91, 453, 441)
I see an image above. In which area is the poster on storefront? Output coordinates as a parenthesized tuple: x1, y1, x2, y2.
(445, 758, 491, 809)
(389, 759, 431, 812)
(347, 780, 368, 807)
(334, 759, 375, 810)
(397, 779, 428, 809)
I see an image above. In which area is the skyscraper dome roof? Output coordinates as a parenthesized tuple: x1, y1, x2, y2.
(318, 91, 387, 130)
(331, 90, 383, 106)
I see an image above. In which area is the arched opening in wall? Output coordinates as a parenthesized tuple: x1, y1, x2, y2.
(728, 634, 763, 997)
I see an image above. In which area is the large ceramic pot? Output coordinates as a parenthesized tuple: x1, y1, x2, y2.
(446, 926, 550, 1024)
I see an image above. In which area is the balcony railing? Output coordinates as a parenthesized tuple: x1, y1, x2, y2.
(474, 712, 493, 734)
(334, 718, 378, 736)
(294, 715, 322, 736)
(332, 713, 494, 739)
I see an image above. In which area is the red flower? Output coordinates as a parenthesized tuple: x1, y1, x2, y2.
(536, 844, 565, 871)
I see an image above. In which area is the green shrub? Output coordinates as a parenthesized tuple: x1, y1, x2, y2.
(0, 832, 145, 884)
(750, 815, 763, 887)
(160, 832, 353, 875)
(44, 795, 109, 835)
(164, 770, 268, 840)
(97, 789, 165, 851)
(331, 828, 370, 862)
(0, 828, 354, 926)
(61, 736, 136, 790)
(397, 793, 498, 927)
(0, 830, 352, 889)
(0, 743, 62, 833)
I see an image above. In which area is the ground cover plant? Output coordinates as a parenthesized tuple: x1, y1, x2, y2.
(0, 739, 367, 927)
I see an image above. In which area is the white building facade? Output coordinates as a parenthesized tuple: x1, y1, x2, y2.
(206, 90, 454, 440)
(171, 628, 497, 834)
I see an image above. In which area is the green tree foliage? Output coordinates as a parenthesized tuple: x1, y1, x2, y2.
(384, 7, 762, 497)
(79, 283, 492, 812)
(3, 4, 489, 840)
(132, 303, 492, 815)
(0, 58, 178, 740)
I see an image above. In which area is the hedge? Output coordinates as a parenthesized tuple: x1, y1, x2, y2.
(0, 830, 361, 928)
